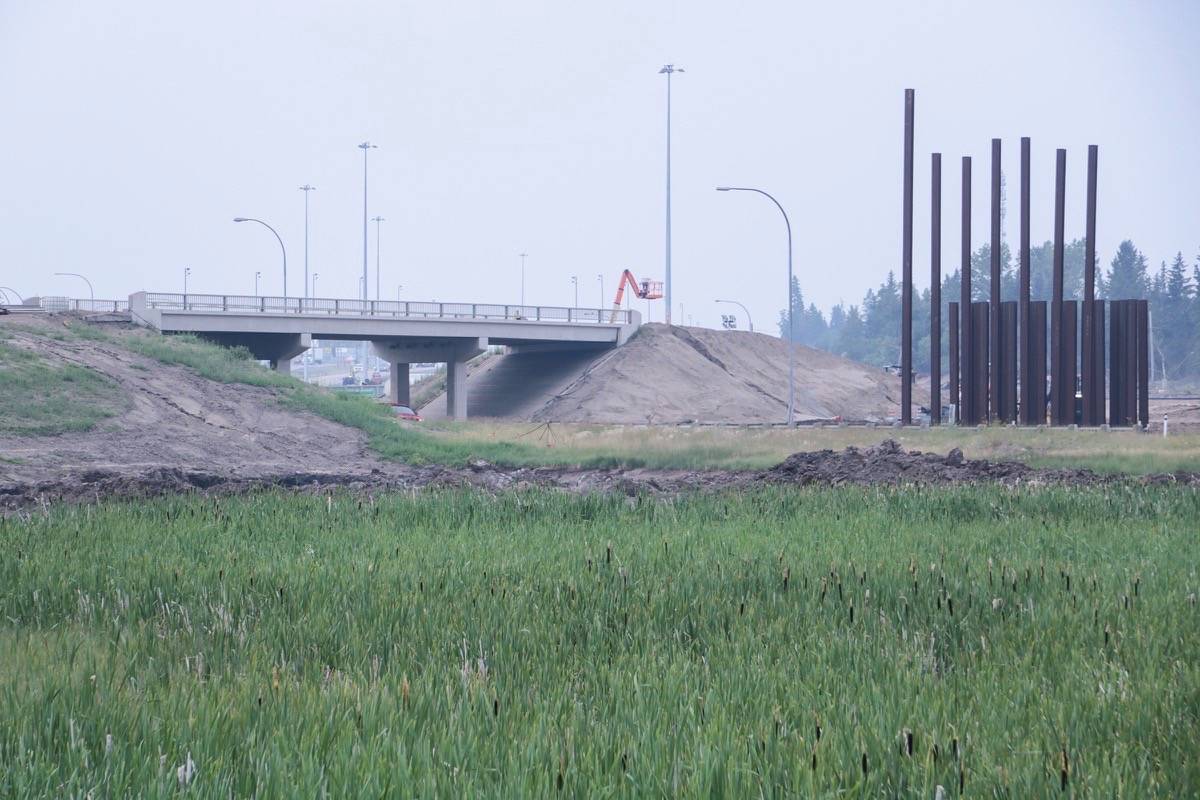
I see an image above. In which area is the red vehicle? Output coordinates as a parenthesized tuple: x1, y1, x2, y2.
(391, 404, 422, 422)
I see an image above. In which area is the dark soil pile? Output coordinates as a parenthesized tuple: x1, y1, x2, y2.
(760, 439, 1107, 487)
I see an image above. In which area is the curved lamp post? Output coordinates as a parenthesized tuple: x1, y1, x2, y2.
(54, 272, 94, 302)
(716, 186, 794, 426)
(0, 286, 23, 304)
(234, 217, 287, 296)
(715, 299, 753, 332)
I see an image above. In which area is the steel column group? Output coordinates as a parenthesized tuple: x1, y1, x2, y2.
(898, 90, 1149, 428)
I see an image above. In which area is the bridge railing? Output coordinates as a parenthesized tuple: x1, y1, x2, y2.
(143, 293, 631, 325)
(32, 297, 130, 313)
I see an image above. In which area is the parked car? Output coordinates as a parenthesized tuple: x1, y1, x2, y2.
(391, 404, 422, 422)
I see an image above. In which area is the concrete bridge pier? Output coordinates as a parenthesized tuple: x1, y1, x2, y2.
(372, 337, 486, 419)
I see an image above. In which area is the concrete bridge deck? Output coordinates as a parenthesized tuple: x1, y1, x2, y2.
(130, 292, 640, 418)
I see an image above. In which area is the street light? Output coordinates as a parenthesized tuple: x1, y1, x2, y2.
(299, 185, 316, 299)
(659, 64, 684, 326)
(233, 217, 287, 296)
(597, 273, 604, 308)
(0, 287, 23, 303)
(255, 271, 262, 296)
(312, 272, 319, 296)
(715, 299, 754, 332)
(716, 186, 794, 426)
(183, 267, 191, 295)
(397, 284, 403, 301)
(519, 252, 528, 305)
(357, 142, 377, 302)
(53, 272, 94, 302)
(372, 215, 385, 300)
(571, 275, 578, 307)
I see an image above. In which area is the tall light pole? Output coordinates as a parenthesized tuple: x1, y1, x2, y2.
(597, 273, 604, 307)
(233, 217, 286, 295)
(372, 215, 385, 300)
(311, 272, 319, 296)
(716, 186, 794, 426)
(255, 271, 262, 296)
(358, 142, 377, 303)
(571, 275, 578, 307)
(397, 284, 403, 301)
(299, 185, 316, 299)
(659, 64, 683, 326)
(715, 299, 753, 332)
(54, 272, 94, 302)
(519, 252, 528, 305)
(183, 267, 191, 295)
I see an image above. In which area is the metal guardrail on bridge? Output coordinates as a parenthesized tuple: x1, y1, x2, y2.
(2, 297, 130, 313)
(142, 293, 631, 325)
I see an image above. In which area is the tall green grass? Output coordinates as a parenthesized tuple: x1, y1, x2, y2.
(2, 486, 1198, 797)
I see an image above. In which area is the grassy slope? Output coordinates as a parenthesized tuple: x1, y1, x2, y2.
(0, 335, 128, 435)
(2, 487, 1197, 796)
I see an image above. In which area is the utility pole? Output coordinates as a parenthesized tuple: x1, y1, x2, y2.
(299, 185, 316, 299)
(659, 64, 683, 326)
(358, 141, 377, 376)
(571, 275, 578, 308)
(597, 273, 604, 307)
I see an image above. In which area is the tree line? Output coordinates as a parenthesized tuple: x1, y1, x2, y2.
(778, 240, 1200, 382)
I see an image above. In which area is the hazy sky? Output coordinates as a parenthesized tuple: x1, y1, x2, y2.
(2, 1, 1197, 329)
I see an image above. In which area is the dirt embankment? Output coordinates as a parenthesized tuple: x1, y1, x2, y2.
(421, 324, 904, 424)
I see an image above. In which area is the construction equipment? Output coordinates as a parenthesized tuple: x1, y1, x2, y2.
(608, 270, 663, 323)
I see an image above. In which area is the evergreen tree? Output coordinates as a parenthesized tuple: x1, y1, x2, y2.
(1103, 240, 1150, 299)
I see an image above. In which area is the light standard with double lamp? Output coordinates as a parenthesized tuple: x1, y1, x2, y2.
(659, 64, 684, 326)
(716, 186, 794, 426)
(255, 271, 262, 297)
(372, 215, 385, 300)
(312, 273, 319, 297)
(233, 218, 287, 297)
(570, 275, 578, 308)
(715, 299, 754, 332)
(53, 272, 94, 303)
(597, 273, 605, 307)
(183, 267, 191, 295)
(299, 185, 316, 299)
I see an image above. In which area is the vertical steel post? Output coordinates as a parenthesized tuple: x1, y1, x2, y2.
(930, 153, 942, 425)
(1082, 145, 1099, 424)
(1109, 300, 1124, 426)
(1051, 149, 1067, 424)
(990, 138, 1002, 422)
(1002, 301, 1018, 422)
(1136, 300, 1150, 428)
(1124, 301, 1137, 426)
(1030, 300, 1047, 424)
(1019, 137, 1032, 423)
(949, 302, 959, 424)
(972, 303, 990, 424)
(1092, 299, 1106, 425)
(961, 157, 973, 424)
(1063, 301, 1078, 423)
(901, 89, 915, 425)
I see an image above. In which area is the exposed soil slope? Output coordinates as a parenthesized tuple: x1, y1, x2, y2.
(0, 317, 386, 488)
(421, 324, 902, 424)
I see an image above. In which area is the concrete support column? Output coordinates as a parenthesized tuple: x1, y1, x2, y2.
(271, 357, 293, 376)
(389, 362, 410, 406)
(446, 358, 468, 419)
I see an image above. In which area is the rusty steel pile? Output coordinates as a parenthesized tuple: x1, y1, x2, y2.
(898, 89, 1150, 428)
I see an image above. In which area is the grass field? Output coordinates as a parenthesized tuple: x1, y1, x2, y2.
(2, 487, 1198, 797)
(0, 338, 127, 436)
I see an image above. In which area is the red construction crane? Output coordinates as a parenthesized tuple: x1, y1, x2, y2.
(609, 270, 663, 323)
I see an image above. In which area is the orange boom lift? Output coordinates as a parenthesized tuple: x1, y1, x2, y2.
(609, 270, 663, 323)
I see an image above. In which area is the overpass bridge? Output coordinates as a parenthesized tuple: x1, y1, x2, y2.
(129, 292, 640, 418)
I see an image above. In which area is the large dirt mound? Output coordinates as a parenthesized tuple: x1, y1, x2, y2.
(433, 324, 901, 424)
